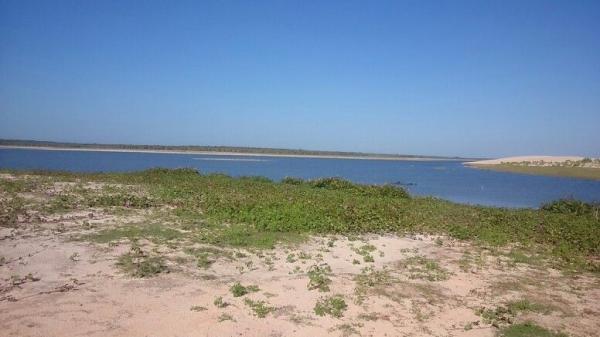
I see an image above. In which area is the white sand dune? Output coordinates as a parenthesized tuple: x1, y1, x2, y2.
(467, 155, 585, 165)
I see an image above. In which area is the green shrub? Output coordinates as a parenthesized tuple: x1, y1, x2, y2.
(541, 199, 597, 216)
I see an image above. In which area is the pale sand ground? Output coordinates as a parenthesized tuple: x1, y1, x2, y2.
(1, 177, 599, 337)
(467, 156, 585, 165)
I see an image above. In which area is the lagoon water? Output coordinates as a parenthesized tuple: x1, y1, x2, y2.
(1, 148, 599, 208)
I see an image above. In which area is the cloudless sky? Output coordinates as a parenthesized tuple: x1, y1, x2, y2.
(1, 0, 599, 157)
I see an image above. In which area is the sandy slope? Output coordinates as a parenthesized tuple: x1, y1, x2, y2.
(1, 176, 599, 337)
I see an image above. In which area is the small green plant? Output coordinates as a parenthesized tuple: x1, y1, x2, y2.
(307, 264, 332, 292)
(314, 295, 348, 318)
(69, 252, 80, 262)
(397, 255, 449, 281)
(190, 305, 207, 311)
(353, 267, 393, 303)
(506, 299, 552, 315)
(244, 298, 274, 318)
(353, 244, 377, 263)
(217, 313, 235, 322)
(116, 243, 167, 278)
(286, 253, 297, 263)
(213, 296, 228, 308)
(229, 282, 259, 297)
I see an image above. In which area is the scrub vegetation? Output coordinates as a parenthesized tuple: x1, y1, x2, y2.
(1, 168, 598, 271)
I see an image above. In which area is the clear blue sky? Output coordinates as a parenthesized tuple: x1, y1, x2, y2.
(1, 0, 599, 157)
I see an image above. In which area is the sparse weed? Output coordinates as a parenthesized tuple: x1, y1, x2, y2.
(213, 296, 228, 308)
(307, 264, 332, 292)
(397, 255, 449, 281)
(499, 322, 568, 337)
(230, 282, 259, 297)
(314, 295, 348, 318)
(244, 298, 274, 318)
(217, 313, 235, 322)
(116, 243, 167, 278)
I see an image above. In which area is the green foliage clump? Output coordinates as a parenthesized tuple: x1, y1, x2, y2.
(397, 256, 449, 281)
(116, 243, 167, 278)
(230, 282, 259, 297)
(499, 322, 568, 337)
(8, 168, 600, 272)
(213, 296, 228, 308)
(0, 196, 24, 228)
(307, 264, 332, 292)
(314, 295, 348, 318)
(541, 199, 598, 216)
(83, 224, 183, 244)
(87, 194, 155, 208)
(244, 298, 274, 318)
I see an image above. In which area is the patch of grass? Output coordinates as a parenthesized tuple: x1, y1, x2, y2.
(213, 296, 228, 308)
(476, 306, 515, 327)
(458, 251, 486, 272)
(499, 322, 568, 337)
(230, 282, 259, 297)
(506, 299, 552, 315)
(83, 224, 183, 244)
(217, 313, 235, 322)
(397, 255, 450, 281)
(190, 305, 207, 311)
(314, 295, 348, 318)
(506, 249, 542, 267)
(307, 264, 332, 292)
(357, 312, 380, 321)
(0, 195, 25, 228)
(330, 323, 363, 337)
(286, 253, 297, 263)
(0, 178, 39, 193)
(353, 243, 377, 263)
(184, 246, 234, 269)
(116, 244, 167, 278)
(86, 194, 155, 208)
(8, 169, 600, 271)
(542, 199, 599, 216)
(354, 267, 393, 303)
(243, 298, 274, 318)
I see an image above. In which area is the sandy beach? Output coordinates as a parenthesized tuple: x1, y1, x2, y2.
(1, 173, 598, 337)
(466, 156, 587, 166)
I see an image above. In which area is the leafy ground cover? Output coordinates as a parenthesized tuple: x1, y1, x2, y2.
(1, 168, 599, 272)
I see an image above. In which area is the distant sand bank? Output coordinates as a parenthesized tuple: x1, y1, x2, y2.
(466, 156, 585, 166)
(0, 145, 455, 162)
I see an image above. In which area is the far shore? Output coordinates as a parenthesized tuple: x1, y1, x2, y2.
(0, 145, 462, 162)
(465, 155, 600, 180)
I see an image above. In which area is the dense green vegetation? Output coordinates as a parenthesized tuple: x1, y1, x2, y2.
(2, 168, 599, 271)
(470, 163, 600, 180)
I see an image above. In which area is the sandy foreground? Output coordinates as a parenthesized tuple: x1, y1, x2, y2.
(466, 156, 585, 165)
(1, 177, 599, 337)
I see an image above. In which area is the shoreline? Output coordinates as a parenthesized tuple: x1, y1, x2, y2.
(0, 145, 462, 162)
(467, 163, 600, 181)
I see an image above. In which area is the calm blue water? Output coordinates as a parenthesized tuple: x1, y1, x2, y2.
(1, 148, 599, 208)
